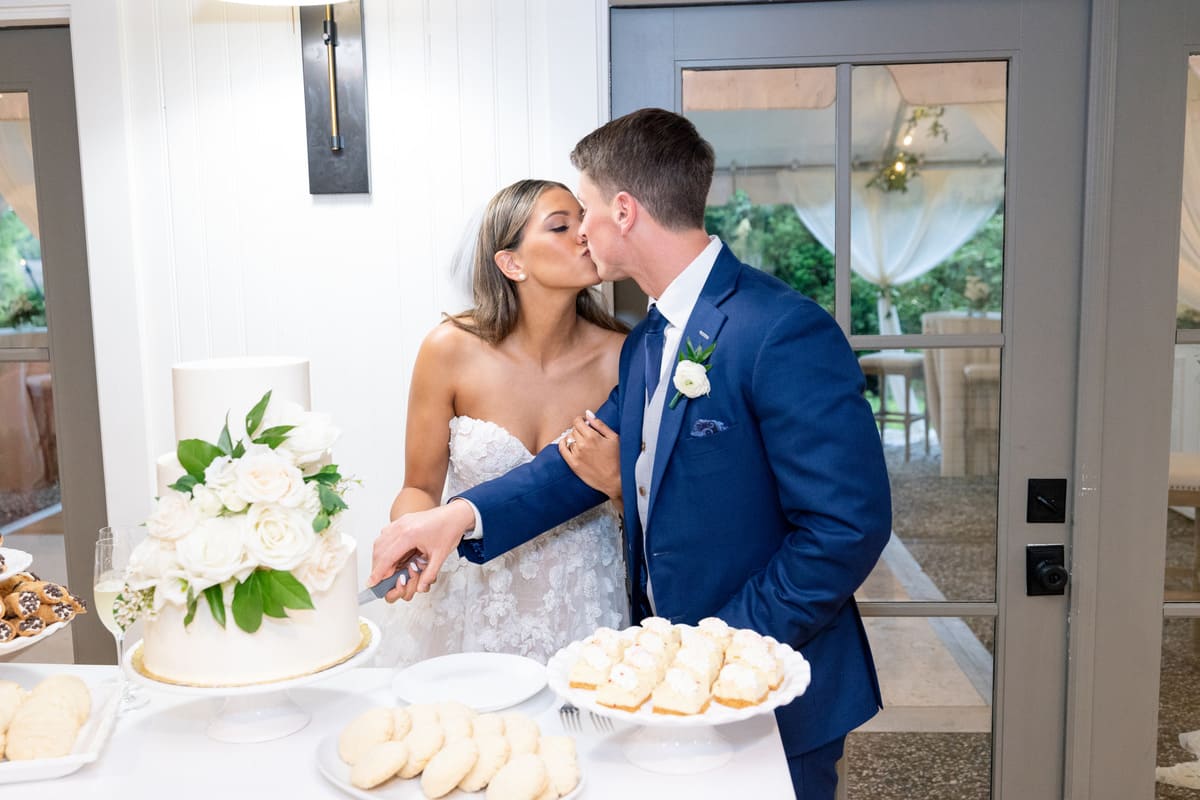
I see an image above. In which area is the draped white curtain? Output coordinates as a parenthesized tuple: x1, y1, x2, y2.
(777, 166, 1005, 334)
(0, 120, 38, 237)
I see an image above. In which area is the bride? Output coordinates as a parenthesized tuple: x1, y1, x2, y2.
(376, 179, 630, 667)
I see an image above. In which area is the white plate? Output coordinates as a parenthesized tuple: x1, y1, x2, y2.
(546, 639, 812, 729)
(0, 548, 34, 583)
(0, 679, 120, 783)
(0, 621, 69, 658)
(315, 734, 583, 800)
(392, 653, 546, 713)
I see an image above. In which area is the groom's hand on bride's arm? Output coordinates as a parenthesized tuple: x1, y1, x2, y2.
(370, 499, 476, 602)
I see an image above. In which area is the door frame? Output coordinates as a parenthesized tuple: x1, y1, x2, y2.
(610, 2, 1088, 797)
(0, 25, 110, 663)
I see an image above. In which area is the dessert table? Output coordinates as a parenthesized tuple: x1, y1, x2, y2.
(1, 663, 793, 799)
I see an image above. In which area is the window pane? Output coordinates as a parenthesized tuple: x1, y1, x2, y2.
(684, 66, 838, 317)
(847, 616, 994, 799)
(0, 92, 44, 333)
(849, 63, 1007, 336)
(1178, 57, 1200, 330)
(855, 346, 999, 603)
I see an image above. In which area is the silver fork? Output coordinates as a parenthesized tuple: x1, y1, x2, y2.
(589, 711, 614, 732)
(558, 701, 581, 732)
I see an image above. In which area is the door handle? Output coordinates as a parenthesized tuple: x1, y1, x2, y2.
(1026, 543, 1068, 596)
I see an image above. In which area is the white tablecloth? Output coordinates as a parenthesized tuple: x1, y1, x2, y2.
(0, 664, 793, 799)
(921, 311, 1001, 477)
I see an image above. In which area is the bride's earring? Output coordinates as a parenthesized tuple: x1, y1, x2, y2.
(516, 273, 527, 282)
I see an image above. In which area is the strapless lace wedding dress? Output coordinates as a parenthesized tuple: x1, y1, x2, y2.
(377, 416, 628, 668)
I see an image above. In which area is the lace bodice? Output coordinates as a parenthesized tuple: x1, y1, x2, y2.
(376, 416, 628, 668)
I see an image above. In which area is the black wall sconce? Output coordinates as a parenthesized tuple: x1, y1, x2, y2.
(223, 0, 370, 195)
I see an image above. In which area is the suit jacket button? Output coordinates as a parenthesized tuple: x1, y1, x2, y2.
(638, 486, 647, 497)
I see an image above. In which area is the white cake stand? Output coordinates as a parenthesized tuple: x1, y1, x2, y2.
(546, 638, 811, 775)
(124, 618, 380, 744)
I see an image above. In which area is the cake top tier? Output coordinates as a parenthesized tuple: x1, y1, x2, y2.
(172, 356, 311, 442)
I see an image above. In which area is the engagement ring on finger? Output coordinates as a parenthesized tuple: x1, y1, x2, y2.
(566, 437, 576, 450)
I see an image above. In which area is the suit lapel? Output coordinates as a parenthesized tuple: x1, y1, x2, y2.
(645, 247, 740, 523)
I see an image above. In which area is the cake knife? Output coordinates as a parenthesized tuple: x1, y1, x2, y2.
(357, 557, 428, 604)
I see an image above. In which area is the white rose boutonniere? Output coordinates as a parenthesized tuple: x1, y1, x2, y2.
(669, 339, 716, 409)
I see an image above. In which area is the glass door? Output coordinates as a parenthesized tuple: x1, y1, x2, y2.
(611, 2, 1088, 797)
(0, 26, 108, 664)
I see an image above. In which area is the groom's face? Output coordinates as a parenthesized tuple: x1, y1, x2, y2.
(577, 174, 628, 282)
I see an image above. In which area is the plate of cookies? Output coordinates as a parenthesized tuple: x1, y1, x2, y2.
(318, 702, 582, 799)
(0, 674, 121, 783)
(0, 572, 87, 656)
(546, 616, 812, 729)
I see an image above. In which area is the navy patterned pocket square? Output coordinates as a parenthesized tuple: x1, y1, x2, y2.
(690, 419, 729, 438)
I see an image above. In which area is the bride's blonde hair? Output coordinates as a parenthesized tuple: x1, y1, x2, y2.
(446, 179, 627, 344)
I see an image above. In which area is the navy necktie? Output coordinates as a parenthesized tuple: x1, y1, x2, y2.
(643, 305, 667, 402)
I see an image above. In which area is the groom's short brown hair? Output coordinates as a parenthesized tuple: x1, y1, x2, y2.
(570, 108, 714, 231)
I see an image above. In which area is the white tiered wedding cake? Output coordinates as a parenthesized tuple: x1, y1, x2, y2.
(119, 357, 363, 687)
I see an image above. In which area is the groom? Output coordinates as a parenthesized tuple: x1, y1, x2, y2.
(371, 108, 892, 798)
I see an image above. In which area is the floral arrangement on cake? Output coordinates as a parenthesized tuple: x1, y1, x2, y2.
(113, 391, 352, 633)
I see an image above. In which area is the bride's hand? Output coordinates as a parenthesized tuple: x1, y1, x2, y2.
(370, 500, 475, 601)
(559, 412, 622, 502)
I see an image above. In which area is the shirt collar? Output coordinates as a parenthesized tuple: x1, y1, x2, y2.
(648, 235, 722, 329)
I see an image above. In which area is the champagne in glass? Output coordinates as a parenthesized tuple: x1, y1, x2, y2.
(95, 526, 148, 711)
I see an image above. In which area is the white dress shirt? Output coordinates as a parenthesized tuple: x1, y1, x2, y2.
(636, 235, 722, 610)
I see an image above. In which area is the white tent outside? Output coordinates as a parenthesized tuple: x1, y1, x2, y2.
(685, 62, 1007, 336)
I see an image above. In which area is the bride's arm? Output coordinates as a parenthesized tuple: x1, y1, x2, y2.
(389, 325, 458, 521)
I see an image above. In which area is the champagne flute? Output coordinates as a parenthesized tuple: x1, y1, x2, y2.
(95, 526, 148, 711)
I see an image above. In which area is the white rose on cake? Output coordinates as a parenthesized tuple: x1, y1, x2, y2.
(205, 456, 247, 512)
(146, 490, 201, 541)
(293, 524, 352, 592)
(266, 400, 340, 470)
(244, 503, 317, 572)
(190, 483, 224, 517)
(177, 515, 252, 591)
(234, 447, 307, 506)
(126, 537, 184, 591)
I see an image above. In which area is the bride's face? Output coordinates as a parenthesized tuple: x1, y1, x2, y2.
(512, 187, 600, 290)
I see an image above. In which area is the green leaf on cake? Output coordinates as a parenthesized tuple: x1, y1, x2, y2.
(312, 510, 330, 533)
(177, 439, 224, 481)
(266, 570, 315, 611)
(168, 475, 199, 495)
(304, 464, 342, 486)
(231, 440, 245, 459)
(318, 484, 348, 515)
(232, 573, 265, 633)
(260, 579, 287, 619)
(217, 414, 233, 456)
(203, 584, 226, 628)
(183, 586, 198, 627)
(245, 391, 272, 438)
(252, 424, 295, 449)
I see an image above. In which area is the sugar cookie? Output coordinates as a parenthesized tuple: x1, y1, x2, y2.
(5, 703, 78, 760)
(458, 732, 511, 792)
(338, 707, 395, 765)
(390, 706, 412, 740)
(486, 752, 549, 800)
(421, 736, 479, 798)
(404, 702, 441, 729)
(538, 736, 580, 796)
(349, 739, 409, 789)
(502, 712, 540, 756)
(32, 674, 91, 725)
(398, 720, 444, 778)
(0, 680, 26, 732)
(472, 712, 506, 738)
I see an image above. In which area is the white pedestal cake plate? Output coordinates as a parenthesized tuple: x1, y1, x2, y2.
(546, 638, 811, 775)
(124, 617, 380, 744)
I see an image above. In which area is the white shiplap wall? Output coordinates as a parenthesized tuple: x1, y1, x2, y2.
(1, 0, 606, 580)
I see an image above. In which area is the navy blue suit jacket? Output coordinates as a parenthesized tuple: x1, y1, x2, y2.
(459, 244, 892, 755)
